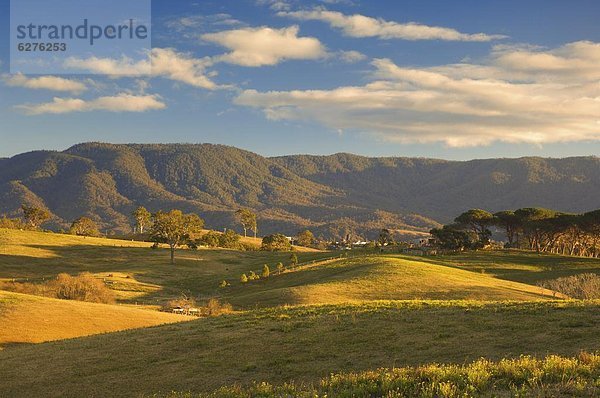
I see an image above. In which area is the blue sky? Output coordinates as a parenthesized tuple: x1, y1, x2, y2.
(0, 0, 599, 159)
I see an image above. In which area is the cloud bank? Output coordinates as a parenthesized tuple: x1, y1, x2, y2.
(279, 9, 507, 41)
(235, 41, 600, 147)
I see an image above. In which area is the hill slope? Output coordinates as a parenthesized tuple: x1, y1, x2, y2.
(0, 290, 190, 348)
(0, 301, 598, 397)
(222, 256, 560, 308)
(2, 143, 598, 238)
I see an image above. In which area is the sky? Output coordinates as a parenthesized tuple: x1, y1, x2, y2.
(0, 0, 599, 159)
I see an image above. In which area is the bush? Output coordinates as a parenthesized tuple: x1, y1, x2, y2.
(1, 273, 115, 304)
(539, 273, 600, 299)
(50, 273, 115, 303)
(262, 264, 270, 278)
(219, 280, 229, 288)
(277, 262, 284, 274)
(240, 273, 248, 283)
(248, 271, 260, 281)
(204, 298, 233, 316)
(261, 234, 292, 251)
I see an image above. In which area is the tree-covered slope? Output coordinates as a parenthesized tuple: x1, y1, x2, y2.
(0, 143, 598, 237)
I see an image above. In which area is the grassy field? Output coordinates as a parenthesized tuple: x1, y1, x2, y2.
(220, 255, 561, 308)
(0, 301, 598, 397)
(2, 229, 600, 396)
(188, 353, 600, 397)
(0, 228, 332, 305)
(0, 290, 191, 348)
(414, 250, 600, 285)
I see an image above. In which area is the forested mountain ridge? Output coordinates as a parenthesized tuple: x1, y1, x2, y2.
(0, 142, 598, 239)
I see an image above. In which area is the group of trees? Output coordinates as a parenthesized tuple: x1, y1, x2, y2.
(431, 208, 600, 257)
(238, 253, 299, 285)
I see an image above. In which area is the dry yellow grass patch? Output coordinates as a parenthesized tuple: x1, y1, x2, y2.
(0, 290, 192, 348)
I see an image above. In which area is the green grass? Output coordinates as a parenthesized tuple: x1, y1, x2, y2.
(0, 228, 332, 306)
(0, 301, 599, 397)
(221, 256, 559, 308)
(406, 250, 600, 285)
(0, 229, 569, 309)
(180, 353, 600, 397)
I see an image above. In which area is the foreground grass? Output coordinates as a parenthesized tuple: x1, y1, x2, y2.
(171, 353, 600, 397)
(0, 301, 599, 397)
(0, 290, 192, 348)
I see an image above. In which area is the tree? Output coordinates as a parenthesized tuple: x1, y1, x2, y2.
(235, 209, 257, 238)
(199, 231, 221, 247)
(261, 234, 292, 251)
(296, 230, 315, 247)
(277, 262, 284, 275)
(289, 253, 298, 267)
(430, 225, 479, 252)
(493, 210, 520, 247)
(262, 264, 270, 278)
(150, 210, 204, 264)
(70, 217, 99, 237)
(21, 205, 50, 229)
(219, 229, 241, 249)
(377, 228, 392, 246)
(240, 273, 248, 283)
(132, 206, 151, 234)
(455, 209, 494, 246)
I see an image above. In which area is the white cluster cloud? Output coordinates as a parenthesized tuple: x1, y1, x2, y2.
(4, 73, 87, 93)
(235, 41, 600, 147)
(64, 48, 220, 90)
(279, 9, 507, 42)
(201, 26, 326, 66)
(17, 93, 166, 115)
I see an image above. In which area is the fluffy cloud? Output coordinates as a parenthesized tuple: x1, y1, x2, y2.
(17, 93, 166, 115)
(234, 41, 600, 147)
(279, 9, 507, 42)
(201, 26, 326, 66)
(4, 73, 87, 93)
(64, 48, 222, 89)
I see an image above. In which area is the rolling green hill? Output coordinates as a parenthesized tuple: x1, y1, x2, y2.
(0, 301, 599, 397)
(1, 143, 598, 238)
(0, 229, 569, 309)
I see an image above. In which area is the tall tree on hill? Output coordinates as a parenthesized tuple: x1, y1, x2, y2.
(21, 205, 50, 230)
(132, 206, 152, 234)
(455, 209, 494, 246)
(150, 210, 204, 264)
(235, 209, 257, 238)
(493, 210, 520, 247)
(261, 234, 291, 251)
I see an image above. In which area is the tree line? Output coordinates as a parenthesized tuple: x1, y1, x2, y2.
(1, 204, 317, 264)
(431, 208, 600, 257)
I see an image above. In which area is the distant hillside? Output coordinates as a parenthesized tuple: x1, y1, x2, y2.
(0, 142, 598, 238)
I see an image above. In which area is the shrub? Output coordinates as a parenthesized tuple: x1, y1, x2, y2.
(204, 298, 233, 316)
(261, 234, 292, 251)
(539, 273, 600, 299)
(277, 262, 284, 274)
(262, 264, 270, 278)
(290, 253, 298, 267)
(50, 273, 115, 303)
(1, 273, 115, 304)
(199, 231, 221, 247)
(240, 273, 248, 283)
(248, 271, 260, 281)
(219, 280, 229, 288)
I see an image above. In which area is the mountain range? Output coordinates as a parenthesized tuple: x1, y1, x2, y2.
(1, 142, 598, 240)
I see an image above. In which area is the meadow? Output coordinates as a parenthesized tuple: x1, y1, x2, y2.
(0, 228, 599, 397)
